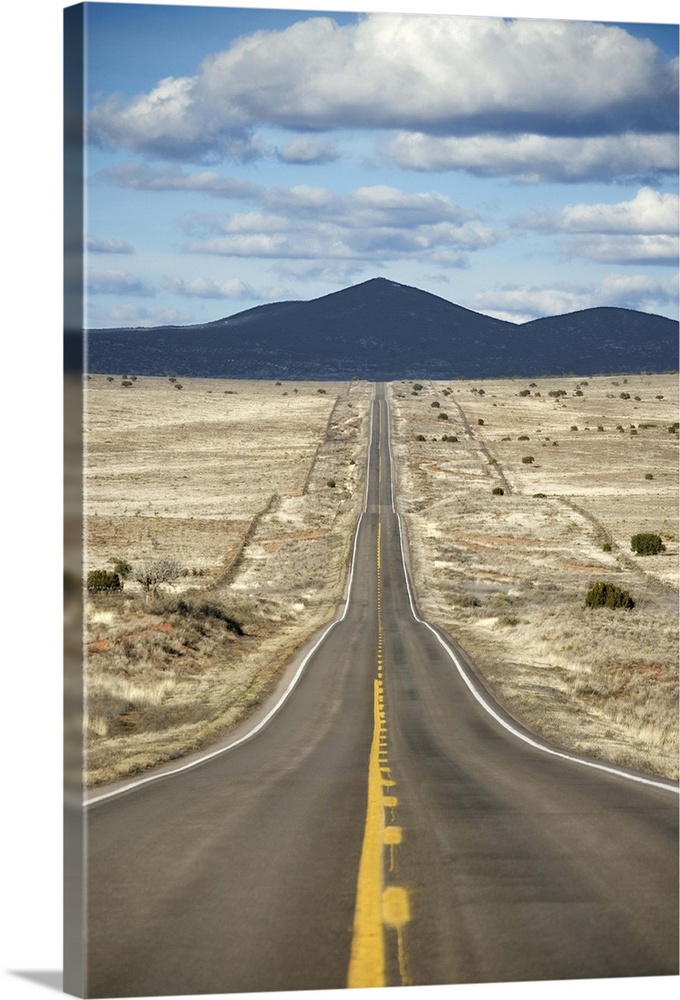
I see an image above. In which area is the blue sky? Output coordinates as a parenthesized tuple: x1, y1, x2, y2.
(79, 0, 679, 327)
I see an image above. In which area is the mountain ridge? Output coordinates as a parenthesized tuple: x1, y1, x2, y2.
(83, 276, 678, 380)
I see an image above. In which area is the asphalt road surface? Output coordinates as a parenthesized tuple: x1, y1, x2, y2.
(84, 384, 678, 997)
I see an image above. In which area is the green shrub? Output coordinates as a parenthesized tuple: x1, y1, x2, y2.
(415, 434, 426, 441)
(644, 473, 653, 480)
(533, 492, 547, 499)
(477, 418, 484, 425)
(585, 581, 634, 610)
(518, 434, 530, 440)
(518, 389, 531, 397)
(413, 383, 423, 391)
(112, 559, 132, 579)
(631, 533, 666, 556)
(437, 412, 449, 420)
(87, 569, 122, 592)
(430, 400, 440, 408)
(327, 479, 336, 488)
(521, 455, 535, 464)
(602, 542, 612, 552)
(492, 487, 504, 496)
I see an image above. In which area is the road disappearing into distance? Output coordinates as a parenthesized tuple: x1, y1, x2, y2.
(85, 384, 678, 996)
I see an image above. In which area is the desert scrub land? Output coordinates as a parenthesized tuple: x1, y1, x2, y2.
(389, 374, 678, 780)
(84, 375, 371, 786)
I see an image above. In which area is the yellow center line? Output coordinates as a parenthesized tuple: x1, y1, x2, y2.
(347, 680, 387, 988)
(348, 497, 411, 988)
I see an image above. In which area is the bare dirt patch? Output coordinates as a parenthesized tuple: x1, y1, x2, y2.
(389, 374, 678, 780)
(84, 375, 372, 786)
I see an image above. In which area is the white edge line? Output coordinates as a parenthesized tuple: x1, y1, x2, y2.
(395, 511, 678, 796)
(85, 384, 378, 808)
(384, 383, 396, 513)
(384, 396, 679, 797)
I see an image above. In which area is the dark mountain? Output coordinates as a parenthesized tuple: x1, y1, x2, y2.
(515, 307, 678, 375)
(83, 277, 678, 380)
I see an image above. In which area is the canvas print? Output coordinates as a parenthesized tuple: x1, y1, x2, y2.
(64, 2, 679, 998)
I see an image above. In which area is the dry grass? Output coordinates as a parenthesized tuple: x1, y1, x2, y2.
(389, 374, 678, 780)
(84, 375, 372, 785)
(82, 372, 678, 786)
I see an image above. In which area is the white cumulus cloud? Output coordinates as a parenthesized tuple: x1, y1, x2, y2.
(472, 273, 678, 321)
(87, 270, 155, 297)
(88, 14, 678, 165)
(183, 184, 500, 265)
(520, 187, 680, 265)
(276, 137, 340, 164)
(86, 235, 134, 254)
(562, 234, 679, 266)
(164, 277, 256, 299)
(97, 162, 261, 199)
(386, 132, 678, 183)
(600, 273, 679, 310)
(525, 187, 679, 234)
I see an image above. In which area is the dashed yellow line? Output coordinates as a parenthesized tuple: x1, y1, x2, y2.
(383, 886, 411, 985)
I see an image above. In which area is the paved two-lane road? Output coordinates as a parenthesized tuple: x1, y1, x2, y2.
(84, 384, 678, 997)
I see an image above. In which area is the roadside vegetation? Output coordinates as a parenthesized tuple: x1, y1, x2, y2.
(84, 376, 372, 785)
(390, 374, 678, 780)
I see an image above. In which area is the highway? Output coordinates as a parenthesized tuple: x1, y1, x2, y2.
(84, 384, 678, 997)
